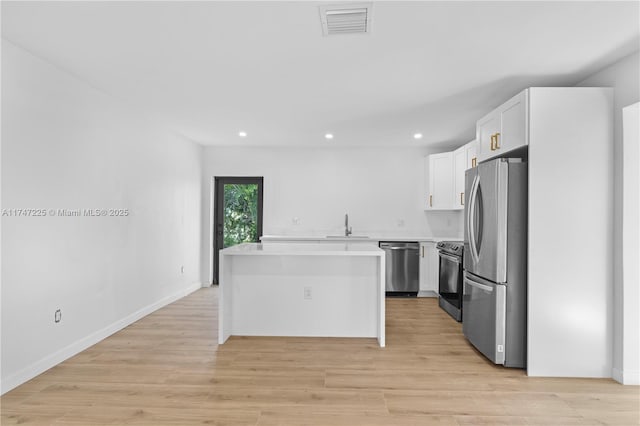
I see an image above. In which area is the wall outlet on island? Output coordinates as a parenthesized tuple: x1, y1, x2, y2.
(397, 219, 405, 227)
(303, 286, 312, 300)
(180, 265, 185, 275)
(292, 217, 300, 225)
(54, 309, 62, 323)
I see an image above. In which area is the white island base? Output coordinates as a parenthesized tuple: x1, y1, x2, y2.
(218, 243, 385, 347)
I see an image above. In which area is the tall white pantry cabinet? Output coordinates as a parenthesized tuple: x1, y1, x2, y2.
(521, 88, 613, 378)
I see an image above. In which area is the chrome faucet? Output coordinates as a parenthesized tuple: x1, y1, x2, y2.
(344, 213, 352, 236)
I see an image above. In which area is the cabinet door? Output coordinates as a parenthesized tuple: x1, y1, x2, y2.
(466, 139, 478, 169)
(419, 243, 429, 292)
(419, 242, 439, 294)
(427, 152, 454, 210)
(497, 90, 528, 154)
(476, 111, 500, 163)
(426, 242, 439, 293)
(422, 156, 430, 209)
(453, 146, 466, 210)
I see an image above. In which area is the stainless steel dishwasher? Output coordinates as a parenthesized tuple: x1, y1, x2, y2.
(379, 242, 420, 296)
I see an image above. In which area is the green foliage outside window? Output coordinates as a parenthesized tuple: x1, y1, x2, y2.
(223, 184, 258, 248)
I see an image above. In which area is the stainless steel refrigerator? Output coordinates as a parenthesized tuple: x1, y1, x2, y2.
(463, 158, 527, 368)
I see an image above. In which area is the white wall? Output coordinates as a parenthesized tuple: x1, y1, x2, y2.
(1, 40, 203, 393)
(577, 51, 640, 383)
(201, 146, 462, 283)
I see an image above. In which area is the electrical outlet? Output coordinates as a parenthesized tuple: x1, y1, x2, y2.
(397, 219, 405, 227)
(292, 217, 300, 225)
(180, 265, 185, 275)
(54, 309, 62, 323)
(303, 286, 312, 300)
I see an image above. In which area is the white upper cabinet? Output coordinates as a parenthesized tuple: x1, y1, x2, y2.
(465, 139, 478, 169)
(477, 111, 500, 162)
(425, 152, 453, 210)
(453, 146, 466, 210)
(425, 139, 477, 211)
(477, 90, 529, 162)
(452, 139, 478, 210)
(500, 91, 528, 153)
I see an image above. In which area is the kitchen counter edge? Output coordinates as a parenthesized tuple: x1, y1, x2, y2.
(260, 235, 462, 243)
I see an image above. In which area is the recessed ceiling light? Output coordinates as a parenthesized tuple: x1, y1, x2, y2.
(238, 131, 247, 137)
(325, 133, 334, 140)
(413, 133, 423, 140)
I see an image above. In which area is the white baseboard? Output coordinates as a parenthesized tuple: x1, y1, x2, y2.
(612, 367, 623, 383)
(612, 367, 640, 385)
(417, 290, 438, 298)
(0, 282, 202, 395)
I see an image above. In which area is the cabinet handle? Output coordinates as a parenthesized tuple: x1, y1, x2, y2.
(495, 132, 501, 149)
(429, 195, 433, 207)
(460, 192, 464, 205)
(471, 157, 477, 168)
(490, 134, 496, 151)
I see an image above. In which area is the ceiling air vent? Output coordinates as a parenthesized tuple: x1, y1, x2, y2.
(319, 3, 373, 36)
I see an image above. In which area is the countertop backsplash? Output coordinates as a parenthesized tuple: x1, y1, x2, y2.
(264, 210, 463, 241)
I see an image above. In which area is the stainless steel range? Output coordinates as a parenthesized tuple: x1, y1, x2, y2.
(436, 241, 463, 321)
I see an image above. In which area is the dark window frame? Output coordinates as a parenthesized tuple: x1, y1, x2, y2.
(213, 176, 264, 285)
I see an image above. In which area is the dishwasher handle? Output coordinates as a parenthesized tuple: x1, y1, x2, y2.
(379, 242, 419, 250)
(381, 246, 416, 251)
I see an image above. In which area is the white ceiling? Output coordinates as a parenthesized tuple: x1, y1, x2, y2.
(2, 1, 639, 148)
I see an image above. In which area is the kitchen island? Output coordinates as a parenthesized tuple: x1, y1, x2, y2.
(218, 243, 385, 347)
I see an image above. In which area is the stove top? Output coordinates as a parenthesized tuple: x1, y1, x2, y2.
(436, 240, 464, 256)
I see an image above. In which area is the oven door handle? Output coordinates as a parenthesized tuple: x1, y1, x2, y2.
(439, 252, 461, 264)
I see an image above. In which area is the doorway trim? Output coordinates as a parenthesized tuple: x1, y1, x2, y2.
(212, 176, 264, 285)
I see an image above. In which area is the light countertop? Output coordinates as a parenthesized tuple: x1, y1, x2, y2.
(260, 235, 462, 243)
(219, 242, 384, 256)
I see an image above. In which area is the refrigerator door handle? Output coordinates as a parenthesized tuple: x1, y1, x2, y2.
(464, 275, 494, 293)
(467, 174, 481, 264)
(496, 161, 509, 282)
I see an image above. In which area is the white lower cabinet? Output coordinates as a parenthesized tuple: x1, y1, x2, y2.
(419, 242, 439, 295)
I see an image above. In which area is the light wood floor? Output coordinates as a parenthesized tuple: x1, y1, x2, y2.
(1, 287, 638, 425)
